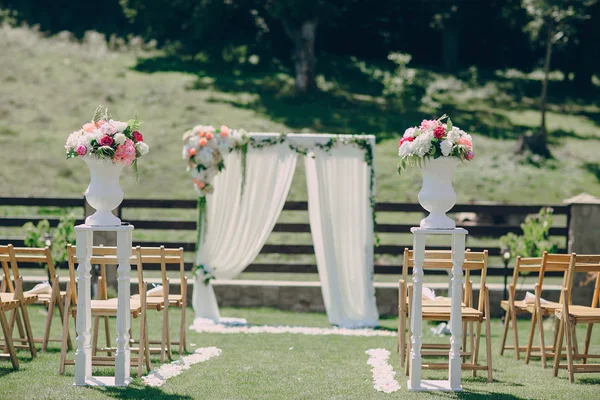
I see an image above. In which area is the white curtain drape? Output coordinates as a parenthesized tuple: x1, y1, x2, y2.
(192, 143, 297, 321)
(305, 145, 379, 327)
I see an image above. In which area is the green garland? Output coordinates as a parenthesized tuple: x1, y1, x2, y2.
(192, 196, 215, 284)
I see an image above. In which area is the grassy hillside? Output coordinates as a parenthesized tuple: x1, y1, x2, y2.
(1, 25, 599, 203)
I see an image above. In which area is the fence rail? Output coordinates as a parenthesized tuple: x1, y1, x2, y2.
(0, 196, 570, 276)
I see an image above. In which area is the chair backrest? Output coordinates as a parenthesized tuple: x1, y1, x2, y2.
(66, 245, 143, 304)
(566, 254, 600, 307)
(12, 246, 56, 280)
(0, 245, 16, 293)
(403, 248, 489, 310)
(136, 246, 185, 291)
(537, 252, 573, 304)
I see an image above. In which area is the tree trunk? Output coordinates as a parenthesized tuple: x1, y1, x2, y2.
(442, 28, 459, 72)
(282, 18, 318, 94)
(518, 20, 553, 157)
(539, 21, 553, 145)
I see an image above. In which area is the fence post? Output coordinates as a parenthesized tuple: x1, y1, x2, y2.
(84, 199, 120, 292)
(564, 193, 600, 306)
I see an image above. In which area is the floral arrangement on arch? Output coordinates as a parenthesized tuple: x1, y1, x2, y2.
(65, 106, 149, 174)
(182, 124, 249, 196)
(397, 115, 473, 173)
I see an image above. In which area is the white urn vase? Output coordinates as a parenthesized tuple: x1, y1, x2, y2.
(418, 157, 458, 229)
(83, 156, 125, 226)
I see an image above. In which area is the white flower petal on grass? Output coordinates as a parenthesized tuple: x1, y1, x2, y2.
(190, 319, 395, 337)
(142, 347, 222, 387)
(365, 348, 401, 393)
(441, 139, 453, 156)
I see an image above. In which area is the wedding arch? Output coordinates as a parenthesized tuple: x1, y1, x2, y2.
(189, 132, 380, 328)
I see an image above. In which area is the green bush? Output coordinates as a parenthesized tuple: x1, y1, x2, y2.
(23, 213, 76, 267)
(499, 207, 558, 260)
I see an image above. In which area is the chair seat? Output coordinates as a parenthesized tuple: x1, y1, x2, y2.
(525, 301, 562, 314)
(500, 299, 528, 311)
(33, 291, 67, 305)
(421, 306, 483, 322)
(0, 292, 37, 304)
(556, 306, 600, 323)
(90, 298, 142, 315)
(132, 293, 183, 306)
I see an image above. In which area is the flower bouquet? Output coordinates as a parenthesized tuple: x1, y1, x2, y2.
(397, 115, 473, 174)
(397, 115, 473, 229)
(65, 106, 149, 226)
(182, 124, 249, 196)
(66, 106, 149, 170)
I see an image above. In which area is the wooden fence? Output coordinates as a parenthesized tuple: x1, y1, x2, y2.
(0, 197, 570, 276)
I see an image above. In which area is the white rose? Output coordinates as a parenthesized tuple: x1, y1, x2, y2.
(398, 141, 414, 157)
(110, 119, 129, 132)
(114, 133, 126, 145)
(403, 127, 416, 138)
(136, 142, 149, 155)
(447, 127, 461, 143)
(441, 139, 453, 156)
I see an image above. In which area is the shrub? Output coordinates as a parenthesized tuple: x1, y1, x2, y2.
(499, 207, 558, 260)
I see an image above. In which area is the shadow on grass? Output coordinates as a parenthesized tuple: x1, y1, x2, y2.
(92, 383, 193, 400)
(420, 388, 526, 399)
(583, 162, 600, 183)
(134, 54, 421, 141)
(577, 377, 600, 385)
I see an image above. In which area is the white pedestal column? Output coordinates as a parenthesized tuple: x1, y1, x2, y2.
(74, 224, 134, 387)
(407, 227, 467, 392)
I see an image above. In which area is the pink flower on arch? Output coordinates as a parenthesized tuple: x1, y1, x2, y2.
(114, 139, 136, 165)
(206, 132, 214, 140)
(220, 125, 229, 137)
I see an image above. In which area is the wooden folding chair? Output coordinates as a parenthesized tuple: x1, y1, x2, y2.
(59, 245, 151, 378)
(10, 246, 72, 351)
(88, 245, 168, 364)
(0, 245, 37, 359)
(398, 249, 470, 369)
(136, 246, 188, 358)
(553, 254, 600, 382)
(499, 256, 543, 360)
(0, 287, 23, 369)
(524, 252, 573, 368)
(404, 250, 492, 382)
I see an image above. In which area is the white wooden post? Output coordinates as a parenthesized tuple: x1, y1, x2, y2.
(74, 224, 134, 387)
(114, 228, 132, 385)
(74, 227, 93, 385)
(408, 227, 467, 392)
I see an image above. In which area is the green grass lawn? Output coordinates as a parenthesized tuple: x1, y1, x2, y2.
(1, 305, 599, 399)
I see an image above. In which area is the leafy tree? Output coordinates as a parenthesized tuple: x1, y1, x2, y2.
(519, 0, 597, 157)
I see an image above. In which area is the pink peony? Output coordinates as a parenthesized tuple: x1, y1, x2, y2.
(419, 119, 438, 131)
(199, 138, 208, 147)
(398, 136, 415, 147)
(132, 131, 144, 143)
(466, 151, 474, 160)
(99, 135, 114, 147)
(205, 132, 214, 140)
(458, 137, 472, 149)
(433, 126, 445, 139)
(76, 145, 87, 156)
(114, 139, 136, 165)
(82, 123, 95, 133)
(220, 125, 229, 137)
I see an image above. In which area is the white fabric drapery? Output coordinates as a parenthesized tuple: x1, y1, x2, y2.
(305, 145, 379, 327)
(192, 143, 297, 320)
